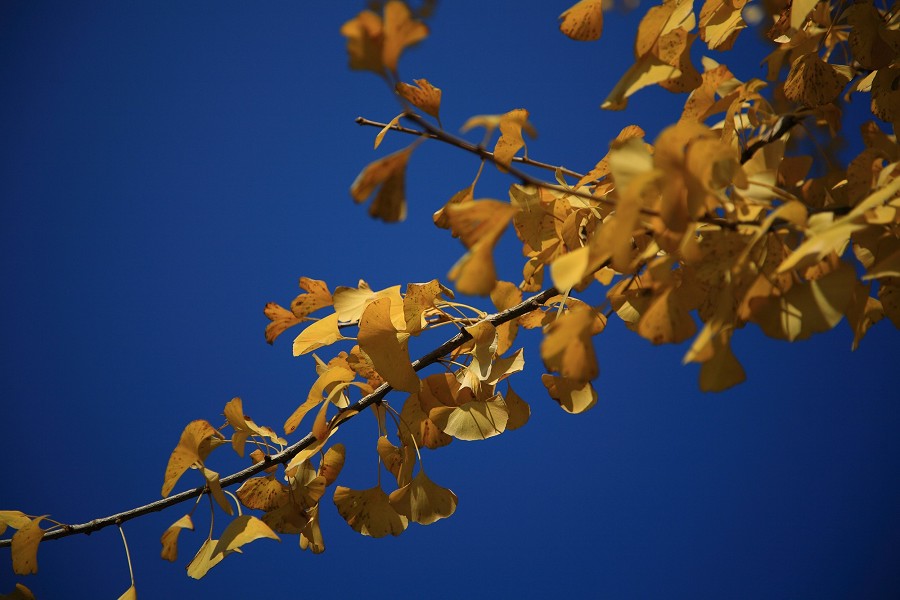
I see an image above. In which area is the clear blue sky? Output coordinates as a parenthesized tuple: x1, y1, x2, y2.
(1, 2, 898, 598)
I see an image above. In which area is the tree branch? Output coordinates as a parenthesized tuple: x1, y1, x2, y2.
(739, 112, 807, 165)
(0, 286, 558, 549)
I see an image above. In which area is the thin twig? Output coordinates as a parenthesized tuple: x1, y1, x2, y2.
(0, 286, 558, 549)
(355, 116, 585, 179)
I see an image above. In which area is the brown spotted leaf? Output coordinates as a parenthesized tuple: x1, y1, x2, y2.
(160, 514, 194, 562)
(559, 0, 604, 41)
(333, 486, 408, 538)
(396, 79, 441, 120)
(350, 146, 414, 222)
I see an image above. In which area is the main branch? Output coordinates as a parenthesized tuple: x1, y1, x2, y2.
(0, 286, 558, 549)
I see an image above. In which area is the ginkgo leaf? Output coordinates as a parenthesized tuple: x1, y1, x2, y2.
(261, 500, 310, 536)
(445, 199, 519, 295)
(11, 516, 45, 575)
(429, 394, 509, 441)
(318, 443, 346, 486)
(484, 347, 526, 385)
(846, 283, 884, 351)
(351, 146, 413, 222)
(236, 477, 289, 512)
(224, 397, 286, 457)
(299, 505, 325, 554)
(503, 383, 531, 430)
(333, 281, 405, 327)
(284, 365, 356, 435)
(844, 3, 900, 70)
(462, 321, 498, 382)
(399, 390, 452, 449)
(290, 277, 333, 319)
(186, 538, 234, 580)
(203, 468, 233, 516)
(0, 511, 30, 536)
(776, 221, 863, 273)
(263, 303, 300, 344)
(403, 279, 446, 333)
(211, 515, 280, 560)
(389, 471, 458, 525)
(542, 375, 598, 414)
(382, 0, 428, 73)
(0, 583, 35, 600)
(636, 287, 697, 345)
(358, 297, 420, 393)
(162, 420, 222, 497)
(377, 435, 405, 483)
(541, 305, 599, 383)
(160, 514, 194, 562)
(751, 261, 856, 341)
(333, 486, 408, 538)
(698, 330, 746, 392)
(292, 313, 346, 356)
(783, 53, 849, 108)
(396, 79, 441, 120)
(117, 585, 136, 600)
(559, 0, 604, 41)
(340, 9, 385, 75)
(790, 0, 818, 30)
(494, 109, 531, 169)
(699, 0, 747, 51)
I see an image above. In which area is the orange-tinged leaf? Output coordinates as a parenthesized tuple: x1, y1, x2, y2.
(160, 514, 194, 562)
(290, 277, 333, 319)
(446, 200, 519, 295)
(0, 584, 35, 600)
(212, 515, 280, 560)
(340, 9, 385, 75)
(382, 0, 428, 73)
(11, 517, 45, 575)
(292, 313, 345, 356)
(389, 471, 458, 525)
(263, 302, 300, 344)
(358, 297, 420, 393)
(377, 435, 405, 483)
(162, 420, 222, 497)
(333, 486, 408, 537)
(319, 443, 346, 486)
(236, 477, 289, 512)
(403, 279, 445, 334)
(494, 109, 531, 170)
(542, 375, 598, 414)
(374, 113, 403, 149)
(396, 79, 441, 119)
(559, 0, 604, 41)
(636, 287, 697, 345)
(429, 394, 509, 441)
(541, 305, 599, 383)
(783, 53, 849, 108)
(350, 147, 413, 222)
(699, 0, 747, 50)
(503, 383, 530, 430)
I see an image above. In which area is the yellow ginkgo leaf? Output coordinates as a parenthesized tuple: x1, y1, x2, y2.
(494, 109, 531, 169)
(290, 277, 333, 320)
(11, 516, 45, 575)
(211, 515, 280, 560)
(160, 514, 194, 562)
(350, 146, 414, 223)
(429, 394, 509, 441)
(399, 391, 452, 449)
(490, 281, 522, 354)
(340, 9, 385, 75)
(292, 313, 346, 356)
(300, 505, 325, 554)
(117, 585, 136, 600)
(333, 281, 405, 327)
(396, 79, 441, 120)
(263, 302, 300, 344)
(503, 383, 531, 430)
(783, 53, 850, 108)
(541, 305, 599, 383)
(636, 287, 697, 345)
(284, 365, 356, 435)
(333, 486, 409, 538)
(318, 443, 346, 486)
(202, 468, 233, 516)
(698, 330, 746, 392)
(162, 420, 222, 497)
(389, 471, 458, 525)
(186, 538, 233, 580)
(403, 279, 446, 334)
(374, 113, 403, 150)
(445, 200, 519, 295)
(236, 477, 289, 512)
(358, 297, 420, 393)
(542, 375, 598, 414)
(224, 397, 286, 457)
(0, 511, 30, 537)
(382, 0, 428, 73)
(559, 0, 603, 41)
(698, 0, 747, 51)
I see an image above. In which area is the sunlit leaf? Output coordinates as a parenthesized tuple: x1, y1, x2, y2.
(0, 511, 30, 537)
(203, 468, 233, 516)
(117, 585, 136, 600)
(224, 397, 286, 457)
(541, 305, 599, 383)
(429, 394, 509, 441)
(542, 375, 598, 414)
(0, 583, 35, 600)
(333, 486, 408, 537)
(503, 383, 530, 430)
(445, 199, 519, 295)
(292, 313, 346, 356)
(389, 471, 458, 525)
(162, 420, 222, 497)
(186, 538, 233, 580)
(382, 0, 428, 73)
(399, 390, 452, 449)
(212, 515, 280, 560)
(160, 514, 194, 562)
(559, 0, 604, 41)
(494, 109, 532, 170)
(11, 516, 45, 575)
(319, 443, 346, 486)
(236, 477, 289, 512)
(698, 0, 747, 50)
(350, 146, 414, 222)
(358, 297, 420, 393)
(263, 302, 300, 344)
(299, 505, 325, 554)
(396, 79, 441, 120)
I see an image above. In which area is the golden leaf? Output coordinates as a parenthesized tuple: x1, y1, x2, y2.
(542, 375, 598, 414)
(445, 199, 519, 295)
(284, 365, 356, 435)
(789, 0, 818, 30)
(847, 282, 884, 351)
(358, 297, 420, 393)
(0, 584, 35, 600)
(844, 4, 900, 70)
(186, 538, 231, 580)
(292, 313, 346, 356)
(333, 486, 408, 537)
(224, 397, 286, 457)
(429, 394, 509, 441)
(340, 9, 385, 75)
(698, 0, 747, 50)
(382, 0, 428, 73)
(503, 383, 530, 430)
(783, 52, 850, 108)
(334, 281, 405, 327)
(290, 277, 333, 319)
(162, 420, 222, 497)
(491, 281, 523, 354)
(636, 287, 697, 345)
(493, 109, 532, 170)
(374, 113, 402, 150)
(403, 279, 445, 334)
(236, 477, 289, 512)
(211, 515, 280, 560)
(350, 147, 413, 222)
(396, 79, 441, 119)
(202, 468, 233, 516)
(299, 505, 325, 554)
(377, 436, 406, 484)
(263, 303, 300, 345)
(698, 330, 745, 392)
(399, 390, 452, 449)
(117, 585, 136, 600)
(319, 443, 346, 486)
(559, 0, 604, 41)
(0, 511, 30, 536)
(160, 514, 194, 562)
(389, 471, 458, 525)
(879, 278, 900, 328)
(11, 516, 45, 575)
(541, 305, 599, 383)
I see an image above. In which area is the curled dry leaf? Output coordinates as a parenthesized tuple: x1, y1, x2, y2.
(333, 486, 409, 537)
(318, 443, 346, 486)
(160, 514, 194, 562)
(559, 0, 604, 42)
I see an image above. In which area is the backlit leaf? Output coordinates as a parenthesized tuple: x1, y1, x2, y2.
(236, 477, 289, 512)
(263, 302, 300, 344)
(292, 313, 346, 356)
(333, 486, 408, 537)
(186, 538, 233, 580)
(212, 515, 280, 560)
(224, 396, 286, 457)
(117, 585, 136, 600)
(319, 443, 346, 486)
(299, 505, 325, 554)
(445, 200, 519, 295)
(0, 511, 30, 536)
(358, 297, 420, 393)
(382, 0, 428, 73)
(494, 109, 532, 169)
(429, 394, 509, 441)
(162, 420, 222, 497)
(783, 53, 849, 108)
(541, 305, 599, 383)
(559, 0, 604, 41)
(160, 514, 194, 562)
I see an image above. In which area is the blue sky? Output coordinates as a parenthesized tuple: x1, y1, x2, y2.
(1, 2, 898, 598)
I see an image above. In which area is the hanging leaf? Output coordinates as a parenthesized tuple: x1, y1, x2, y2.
(333, 486, 408, 537)
(389, 471, 459, 525)
(211, 515, 280, 560)
(351, 146, 414, 222)
(559, 0, 604, 41)
(396, 79, 442, 120)
(11, 517, 46, 575)
(160, 514, 194, 562)
(162, 420, 222, 497)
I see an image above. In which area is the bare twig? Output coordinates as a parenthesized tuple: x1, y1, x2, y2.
(0, 286, 558, 549)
